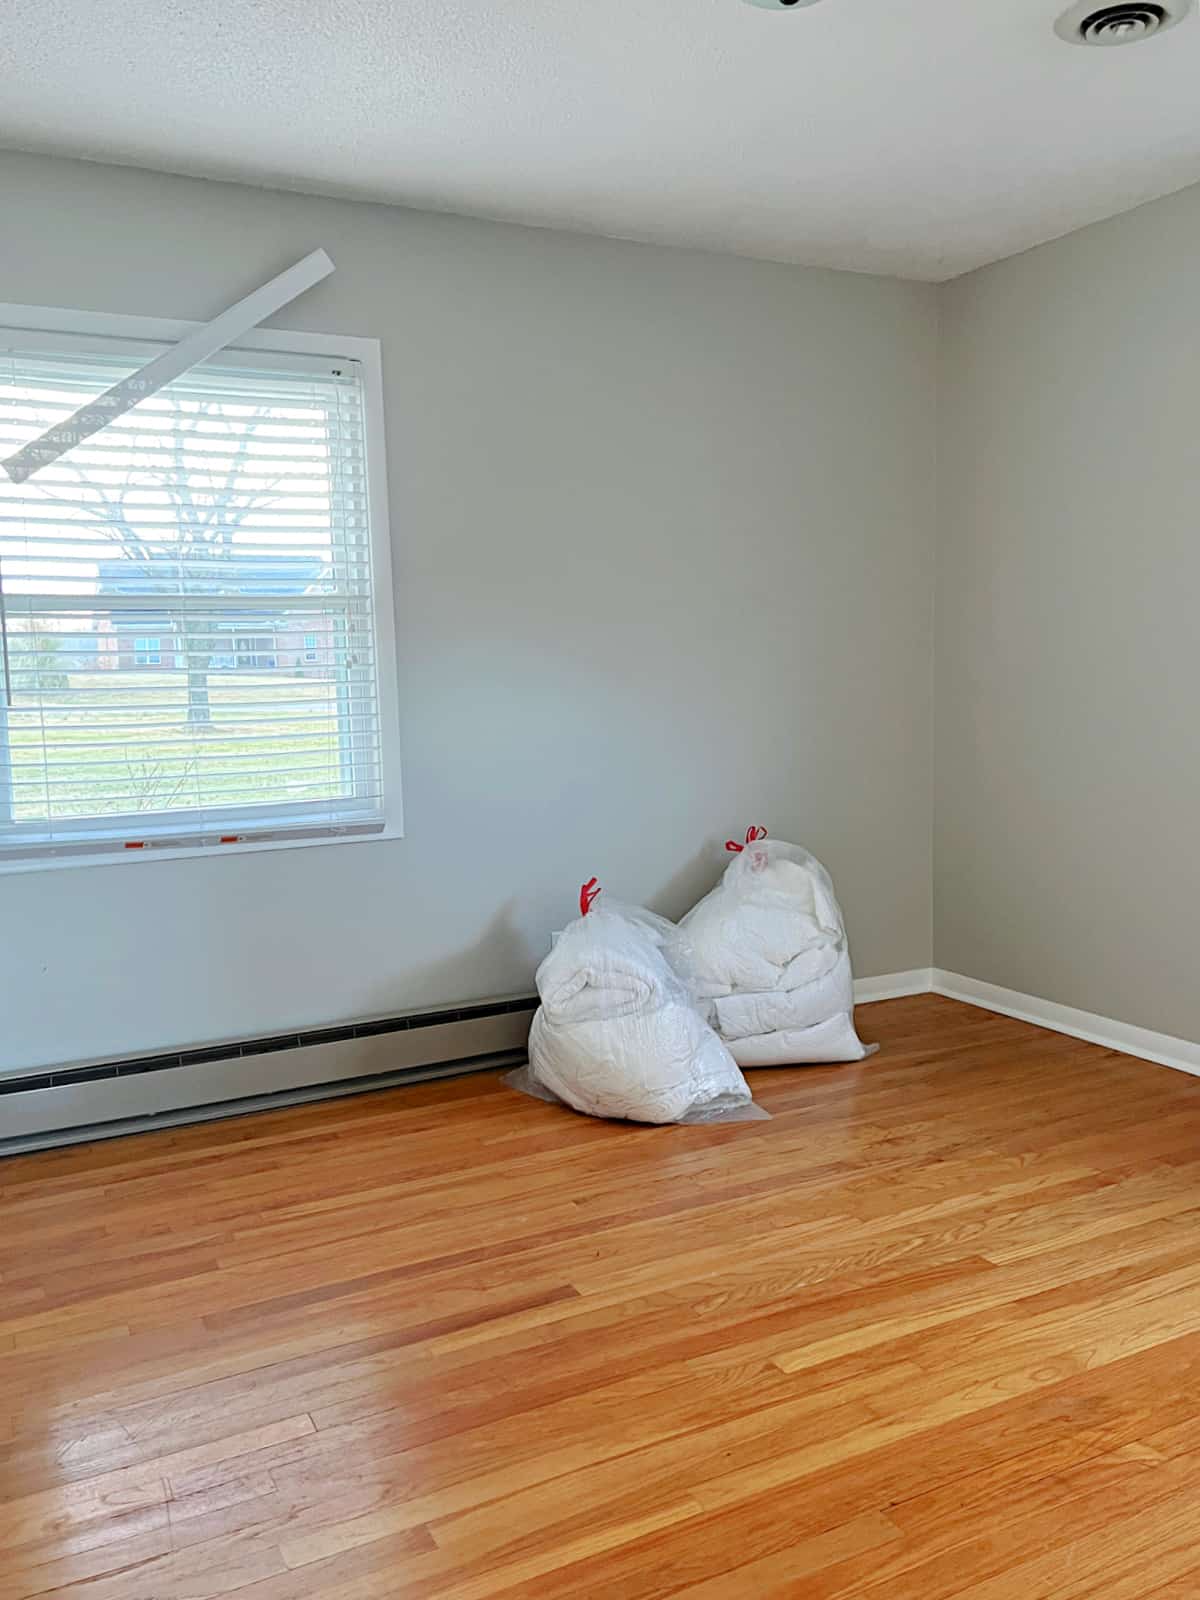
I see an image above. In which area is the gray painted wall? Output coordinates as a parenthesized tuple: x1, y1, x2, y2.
(936, 184, 1200, 1041)
(0, 152, 937, 1073)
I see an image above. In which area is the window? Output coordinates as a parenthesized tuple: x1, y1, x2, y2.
(0, 307, 400, 867)
(233, 635, 277, 671)
(133, 636, 162, 667)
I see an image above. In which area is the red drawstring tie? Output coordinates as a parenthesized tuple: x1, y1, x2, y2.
(725, 824, 768, 853)
(579, 877, 601, 917)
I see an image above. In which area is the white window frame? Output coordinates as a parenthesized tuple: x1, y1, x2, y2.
(0, 301, 404, 873)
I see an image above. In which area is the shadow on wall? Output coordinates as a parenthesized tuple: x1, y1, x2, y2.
(358, 855, 723, 1025)
(650, 843, 724, 924)
(360, 900, 535, 1018)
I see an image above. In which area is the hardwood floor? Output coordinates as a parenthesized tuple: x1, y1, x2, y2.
(4, 994, 1200, 1598)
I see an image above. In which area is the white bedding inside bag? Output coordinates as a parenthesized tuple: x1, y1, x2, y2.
(727, 1011, 867, 1067)
(678, 830, 873, 1066)
(713, 947, 853, 1039)
(511, 893, 764, 1124)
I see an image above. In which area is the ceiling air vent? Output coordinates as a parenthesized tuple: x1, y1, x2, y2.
(1055, 0, 1192, 43)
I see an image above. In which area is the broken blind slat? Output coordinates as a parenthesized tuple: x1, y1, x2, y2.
(0, 339, 385, 859)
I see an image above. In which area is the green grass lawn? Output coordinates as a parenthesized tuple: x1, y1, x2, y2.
(7, 671, 351, 821)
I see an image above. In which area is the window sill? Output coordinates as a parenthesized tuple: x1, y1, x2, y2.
(0, 822, 402, 875)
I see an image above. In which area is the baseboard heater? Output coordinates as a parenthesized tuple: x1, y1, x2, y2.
(0, 995, 537, 1156)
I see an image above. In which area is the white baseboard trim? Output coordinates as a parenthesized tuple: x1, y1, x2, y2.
(931, 969, 1200, 1080)
(854, 968, 934, 1003)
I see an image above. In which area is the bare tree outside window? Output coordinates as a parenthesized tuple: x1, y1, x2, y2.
(23, 401, 303, 726)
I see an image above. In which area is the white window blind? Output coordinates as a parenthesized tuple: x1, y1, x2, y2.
(0, 331, 388, 864)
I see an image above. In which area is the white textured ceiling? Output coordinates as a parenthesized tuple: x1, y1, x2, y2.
(4, 0, 1200, 280)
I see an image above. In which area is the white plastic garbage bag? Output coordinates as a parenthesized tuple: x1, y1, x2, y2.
(678, 828, 873, 1067)
(508, 881, 764, 1124)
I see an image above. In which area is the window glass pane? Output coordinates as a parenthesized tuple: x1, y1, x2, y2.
(0, 339, 384, 855)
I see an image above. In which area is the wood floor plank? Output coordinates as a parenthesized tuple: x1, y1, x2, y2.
(2, 1508, 173, 1599)
(6, 994, 1200, 1598)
